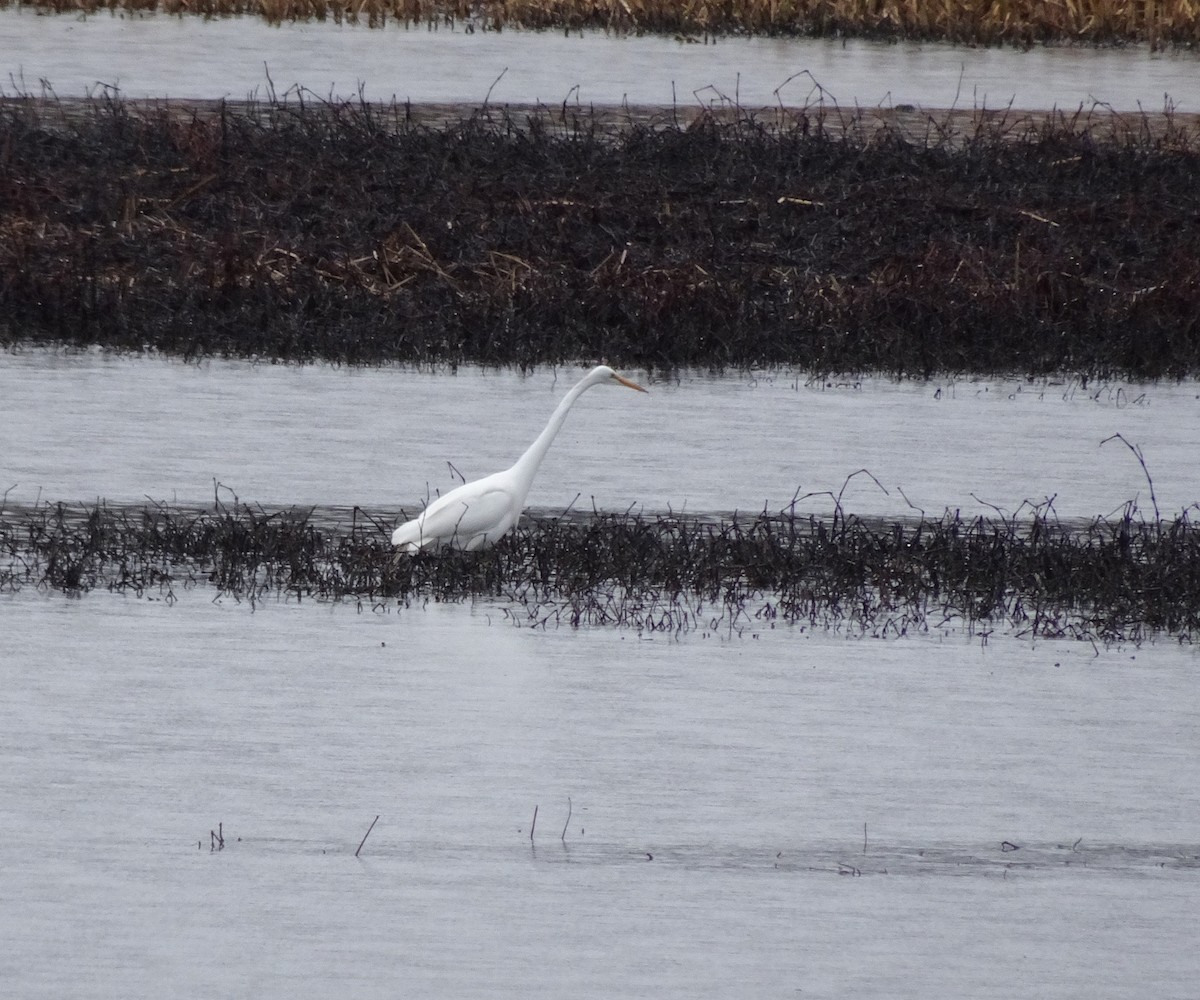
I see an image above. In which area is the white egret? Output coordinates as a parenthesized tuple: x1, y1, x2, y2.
(392, 365, 648, 552)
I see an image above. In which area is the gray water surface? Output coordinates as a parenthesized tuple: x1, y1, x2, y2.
(5, 13, 1200, 992)
(4, 351, 1200, 997)
(2, 351, 1196, 520)
(2, 591, 1198, 999)
(3, 8, 1198, 112)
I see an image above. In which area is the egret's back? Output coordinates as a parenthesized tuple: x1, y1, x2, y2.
(391, 471, 522, 552)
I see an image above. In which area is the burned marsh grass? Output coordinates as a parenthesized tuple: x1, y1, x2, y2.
(7, 0, 1200, 46)
(4, 499, 1199, 643)
(3, 95, 1200, 378)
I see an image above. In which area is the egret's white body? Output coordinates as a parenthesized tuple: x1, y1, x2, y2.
(392, 365, 647, 552)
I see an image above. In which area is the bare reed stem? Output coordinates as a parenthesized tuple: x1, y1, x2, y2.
(356, 814, 380, 858)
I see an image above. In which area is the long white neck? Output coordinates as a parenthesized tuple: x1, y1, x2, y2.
(508, 373, 596, 485)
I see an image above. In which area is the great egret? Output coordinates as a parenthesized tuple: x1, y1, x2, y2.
(392, 365, 648, 552)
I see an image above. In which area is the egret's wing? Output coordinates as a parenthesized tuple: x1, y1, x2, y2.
(393, 475, 519, 550)
(421, 484, 515, 546)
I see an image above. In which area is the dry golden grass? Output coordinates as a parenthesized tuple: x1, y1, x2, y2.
(4, 0, 1200, 44)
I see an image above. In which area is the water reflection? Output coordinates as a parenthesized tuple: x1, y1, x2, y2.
(2, 8, 1197, 112)
(1, 592, 1198, 998)
(2, 350, 1198, 519)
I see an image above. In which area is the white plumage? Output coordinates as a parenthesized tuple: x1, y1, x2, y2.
(392, 365, 647, 553)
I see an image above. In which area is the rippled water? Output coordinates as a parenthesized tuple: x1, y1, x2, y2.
(5, 7, 1200, 989)
(5, 353, 1200, 996)
(3, 8, 1198, 112)
(2, 590, 1198, 998)
(3, 351, 1200, 997)
(2, 351, 1198, 521)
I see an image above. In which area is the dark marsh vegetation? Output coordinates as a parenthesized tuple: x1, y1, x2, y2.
(4, 497, 1200, 643)
(2, 94, 1200, 378)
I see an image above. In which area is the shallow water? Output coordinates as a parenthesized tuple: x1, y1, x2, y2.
(2, 591, 1198, 998)
(2, 8, 1198, 112)
(3, 351, 1200, 994)
(1, 350, 1197, 521)
(5, 11, 1200, 991)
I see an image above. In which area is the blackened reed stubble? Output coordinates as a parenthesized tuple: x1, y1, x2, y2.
(4, 499, 1200, 643)
(2, 96, 1199, 378)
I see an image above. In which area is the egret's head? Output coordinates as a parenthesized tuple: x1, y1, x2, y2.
(594, 364, 648, 393)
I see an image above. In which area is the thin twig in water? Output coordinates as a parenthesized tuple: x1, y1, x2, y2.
(1101, 433, 1160, 523)
(837, 469, 889, 509)
(484, 68, 508, 108)
(561, 796, 572, 843)
(356, 815, 380, 858)
(896, 486, 925, 518)
(530, 804, 538, 843)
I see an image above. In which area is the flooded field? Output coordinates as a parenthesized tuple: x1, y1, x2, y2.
(4, 12, 1200, 993)
(2, 591, 1199, 998)
(4, 351, 1200, 997)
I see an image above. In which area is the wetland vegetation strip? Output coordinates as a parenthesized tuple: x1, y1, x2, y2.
(6, 0, 1200, 46)
(2, 95, 1200, 377)
(4, 499, 1200, 642)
